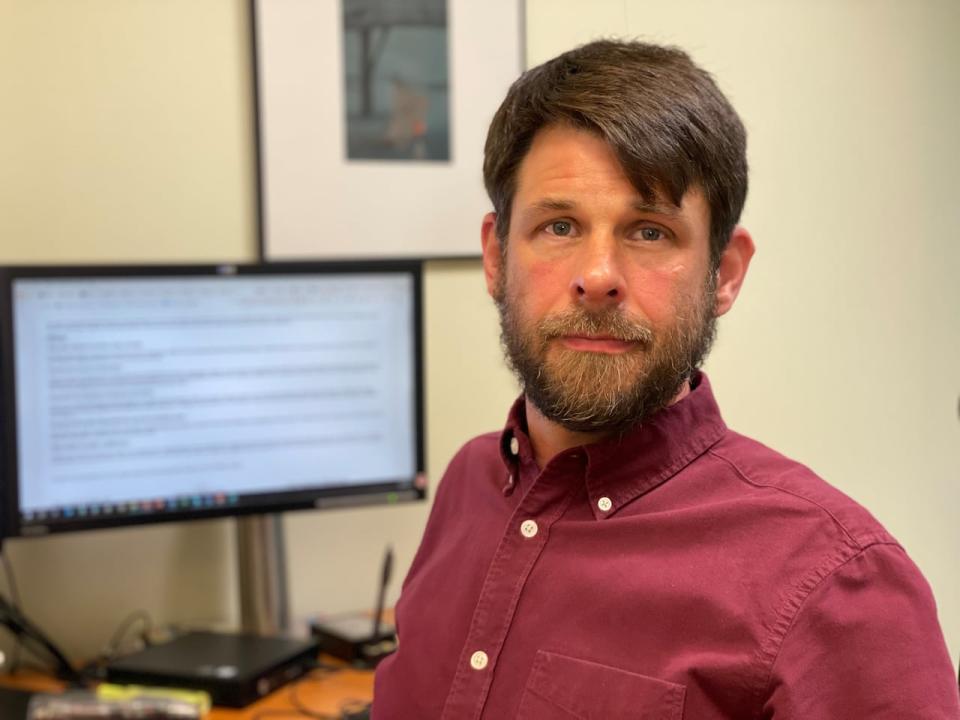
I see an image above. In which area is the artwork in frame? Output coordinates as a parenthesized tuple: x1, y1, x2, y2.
(342, 0, 450, 162)
(252, 0, 524, 259)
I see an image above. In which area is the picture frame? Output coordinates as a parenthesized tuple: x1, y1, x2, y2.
(252, 0, 525, 260)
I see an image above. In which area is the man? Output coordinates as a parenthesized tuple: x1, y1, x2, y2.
(373, 40, 959, 718)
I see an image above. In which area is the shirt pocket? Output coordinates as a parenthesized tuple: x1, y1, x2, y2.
(516, 650, 686, 720)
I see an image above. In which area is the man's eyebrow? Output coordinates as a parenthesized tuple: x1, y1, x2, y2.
(632, 199, 682, 217)
(525, 198, 577, 213)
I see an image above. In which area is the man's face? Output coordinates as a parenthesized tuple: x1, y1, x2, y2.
(484, 124, 719, 433)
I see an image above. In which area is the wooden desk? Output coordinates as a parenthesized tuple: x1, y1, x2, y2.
(209, 665, 373, 719)
(0, 664, 375, 719)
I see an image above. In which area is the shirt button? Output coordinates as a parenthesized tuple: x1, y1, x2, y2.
(520, 519, 538, 538)
(509, 436, 520, 456)
(598, 497, 613, 513)
(470, 650, 489, 670)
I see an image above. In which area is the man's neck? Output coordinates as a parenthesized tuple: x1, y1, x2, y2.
(524, 382, 692, 470)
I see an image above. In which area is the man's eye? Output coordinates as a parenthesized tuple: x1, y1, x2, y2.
(546, 220, 573, 236)
(637, 226, 664, 242)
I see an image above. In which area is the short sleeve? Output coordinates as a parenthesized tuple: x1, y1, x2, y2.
(762, 543, 960, 719)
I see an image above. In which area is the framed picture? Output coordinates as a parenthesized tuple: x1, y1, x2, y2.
(252, 0, 525, 259)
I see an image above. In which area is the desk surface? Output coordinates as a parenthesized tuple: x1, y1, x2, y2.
(0, 665, 375, 720)
(210, 665, 373, 719)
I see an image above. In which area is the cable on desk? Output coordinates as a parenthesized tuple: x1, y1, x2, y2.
(249, 667, 372, 720)
(296, 668, 371, 720)
(79, 608, 157, 680)
(0, 589, 85, 685)
(250, 704, 371, 720)
(103, 609, 154, 660)
(0, 550, 24, 673)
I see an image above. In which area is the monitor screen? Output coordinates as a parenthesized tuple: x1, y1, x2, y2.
(0, 262, 424, 536)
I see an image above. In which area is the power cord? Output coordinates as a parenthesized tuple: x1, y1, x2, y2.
(250, 701, 371, 720)
(0, 550, 24, 673)
(0, 590, 85, 685)
(250, 666, 371, 720)
(103, 609, 154, 660)
(80, 608, 157, 680)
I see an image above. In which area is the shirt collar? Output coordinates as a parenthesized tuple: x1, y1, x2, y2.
(498, 372, 727, 517)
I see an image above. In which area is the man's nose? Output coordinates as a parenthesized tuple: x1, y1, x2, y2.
(569, 235, 625, 307)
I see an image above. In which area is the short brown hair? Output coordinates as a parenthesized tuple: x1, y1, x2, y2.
(483, 40, 748, 268)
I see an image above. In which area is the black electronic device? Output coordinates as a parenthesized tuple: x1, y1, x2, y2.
(103, 631, 320, 708)
(311, 613, 397, 666)
(311, 545, 396, 666)
(0, 261, 426, 538)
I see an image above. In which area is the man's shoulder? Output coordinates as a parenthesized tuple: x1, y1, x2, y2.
(431, 430, 505, 494)
(707, 429, 896, 550)
(448, 430, 503, 467)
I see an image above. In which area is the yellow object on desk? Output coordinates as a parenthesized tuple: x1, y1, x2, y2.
(96, 683, 212, 715)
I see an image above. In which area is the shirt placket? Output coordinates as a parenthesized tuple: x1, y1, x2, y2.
(439, 457, 579, 720)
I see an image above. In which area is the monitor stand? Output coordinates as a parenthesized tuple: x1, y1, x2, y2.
(236, 514, 290, 635)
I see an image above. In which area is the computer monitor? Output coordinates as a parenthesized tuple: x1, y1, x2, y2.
(0, 261, 425, 538)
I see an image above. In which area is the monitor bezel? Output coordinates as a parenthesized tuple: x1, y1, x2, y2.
(0, 260, 426, 537)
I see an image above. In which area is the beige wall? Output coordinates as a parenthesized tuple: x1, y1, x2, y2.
(0, 0, 255, 264)
(1, 0, 956, 671)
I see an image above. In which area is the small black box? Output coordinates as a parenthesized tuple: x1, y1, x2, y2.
(104, 631, 319, 708)
(311, 613, 396, 666)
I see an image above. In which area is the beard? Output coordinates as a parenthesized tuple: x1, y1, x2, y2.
(494, 273, 718, 434)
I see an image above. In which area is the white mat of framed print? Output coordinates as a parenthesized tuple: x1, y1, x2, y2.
(253, 0, 525, 259)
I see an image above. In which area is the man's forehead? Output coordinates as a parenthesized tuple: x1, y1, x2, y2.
(511, 125, 696, 216)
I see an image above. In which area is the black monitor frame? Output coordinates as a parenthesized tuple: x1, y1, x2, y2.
(0, 260, 426, 538)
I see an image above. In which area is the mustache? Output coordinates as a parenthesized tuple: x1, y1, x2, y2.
(537, 308, 654, 346)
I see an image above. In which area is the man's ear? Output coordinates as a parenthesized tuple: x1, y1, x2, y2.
(481, 212, 503, 298)
(714, 225, 755, 317)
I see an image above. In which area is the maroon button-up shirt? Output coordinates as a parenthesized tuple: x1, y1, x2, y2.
(373, 374, 959, 718)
